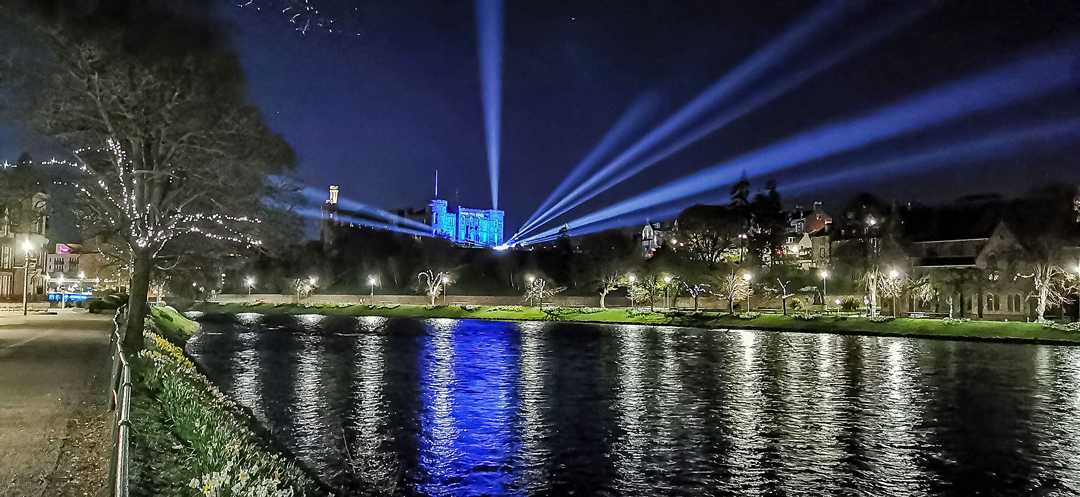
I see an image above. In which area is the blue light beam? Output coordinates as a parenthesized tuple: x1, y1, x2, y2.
(294, 206, 432, 238)
(516, 0, 849, 237)
(517, 42, 1080, 244)
(516, 93, 660, 236)
(475, 0, 504, 209)
(782, 118, 1080, 196)
(298, 187, 432, 232)
(514, 3, 922, 239)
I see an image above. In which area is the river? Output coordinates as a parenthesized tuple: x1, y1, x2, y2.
(187, 313, 1080, 496)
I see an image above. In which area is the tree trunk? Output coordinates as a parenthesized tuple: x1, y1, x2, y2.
(782, 297, 787, 316)
(693, 295, 700, 312)
(1036, 284, 1049, 322)
(977, 288, 984, 319)
(599, 291, 607, 309)
(123, 249, 153, 352)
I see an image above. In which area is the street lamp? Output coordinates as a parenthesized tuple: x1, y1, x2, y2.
(21, 239, 33, 316)
(245, 276, 256, 295)
(887, 268, 901, 316)
(662, 274, 674, 308)
(440, 275, 451, 304)
(819, 269, 830, 313)
(526, 274, 535, 284)
(368, 275, 378, 300)
(627, 274, 636, 284)
(742, 272, 753, 312)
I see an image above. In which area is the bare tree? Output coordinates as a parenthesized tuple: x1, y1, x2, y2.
(712, 268, 751, 314)
(523, 277, 565, 310)
(771, 278, 795, 315)
(1019, 264, 1078, 323)
(7, 7, 295, 349)
(417, 270, 451, 305)
(681, 281, 710, 312)
(293, 275, 318, 303)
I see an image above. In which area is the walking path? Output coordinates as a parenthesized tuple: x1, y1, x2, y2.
(0, 312, 112, 496)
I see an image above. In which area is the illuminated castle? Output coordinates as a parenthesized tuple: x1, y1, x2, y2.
(429, 171, 505, 247)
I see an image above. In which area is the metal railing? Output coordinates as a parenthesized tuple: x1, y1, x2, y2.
(108, 305, 131, 497)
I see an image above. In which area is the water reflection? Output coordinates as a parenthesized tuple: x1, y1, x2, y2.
(188, 314, 1080, 497)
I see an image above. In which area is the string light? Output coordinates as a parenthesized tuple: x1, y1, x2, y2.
(36, 138, 268, 259)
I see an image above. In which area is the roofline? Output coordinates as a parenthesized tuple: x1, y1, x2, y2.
(910, 237, 990, 244)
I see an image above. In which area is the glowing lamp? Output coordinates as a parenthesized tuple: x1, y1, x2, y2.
(78, 272, 86, 279)
(526, 275, 535, 283)
(21, 240, 33, 253)
(819, 270, 830, 279)
(888, 269, 900, 279)
(627, 274, 637, 283)
(742, 272, 753, 282)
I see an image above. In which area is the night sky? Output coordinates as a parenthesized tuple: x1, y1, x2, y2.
(5, 1, 1080, 235)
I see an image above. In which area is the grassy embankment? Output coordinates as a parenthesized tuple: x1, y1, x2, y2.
(128, 306, 323, 496)
(194, 301, 1080, 345)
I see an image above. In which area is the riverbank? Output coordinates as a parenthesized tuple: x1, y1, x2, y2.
(191, 301, 1080, 345)
(129, 307, 323, 496)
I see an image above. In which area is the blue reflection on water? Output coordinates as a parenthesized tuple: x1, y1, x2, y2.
(417, 319, 523, 496)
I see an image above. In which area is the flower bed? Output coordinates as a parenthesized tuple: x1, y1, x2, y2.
(131, 316, 323, 496)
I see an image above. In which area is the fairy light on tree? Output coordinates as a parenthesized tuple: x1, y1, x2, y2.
(9, 4, 297, 350)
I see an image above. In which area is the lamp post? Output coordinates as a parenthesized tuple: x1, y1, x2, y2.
(819, 269, 830, 314)
(888, 268, 900, 317)
(245, 276, 256, 295)
(57, 274, 66, 310)
(742, 272, 753, 312)
(660, 273, 669, 309)
(441, 275, 450, 304)
(626, 274, 637, 309)
(368, 275, 377, 300)
(21, 240, 33, 316)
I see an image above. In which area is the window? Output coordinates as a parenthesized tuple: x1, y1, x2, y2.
(0, 274, 10, 296)
(1, 245, 10, 269)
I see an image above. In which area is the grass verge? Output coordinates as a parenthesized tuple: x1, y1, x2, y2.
(130, 307, 324, 496)
(193, 301, 1080, 345)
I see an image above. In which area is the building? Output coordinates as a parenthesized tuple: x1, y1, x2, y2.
(429, 172, 505, 248)
(640, 220, 678, 257)
(430, 199, 505, 247)
(1, 191, 49, 300)
(785, 201, 832, 269)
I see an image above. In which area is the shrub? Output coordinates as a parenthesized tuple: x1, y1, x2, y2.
(487, 306, 523, 312)
(736, 312, 760, 320)
(789, 298, 803, 311)
(793, 312, 820, 321)
(869, 315, 894, 323)
(941, 317, 970, 325)
(840, 297, 859, 312)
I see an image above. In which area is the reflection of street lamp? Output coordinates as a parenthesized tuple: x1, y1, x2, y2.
(742, 272, 753, 312)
